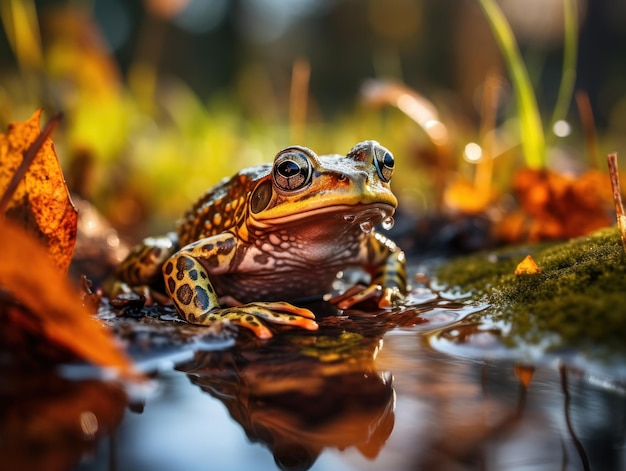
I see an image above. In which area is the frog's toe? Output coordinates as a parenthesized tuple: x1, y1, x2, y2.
(246, 302, 319, 330)
(377, 286, 404, 308)
(251, 301, 317, 319)
(220, 303, 318, 339)
(229, 313, 275, 339)
(330, 284, 404, 310)
(331, 284, 382, 309)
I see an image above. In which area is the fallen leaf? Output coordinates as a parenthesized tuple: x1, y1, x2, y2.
(515, 255, 542, 276)
(0, 221, 136, 377)
(0, 109, 78, 273)
(496, 168, 613, 242)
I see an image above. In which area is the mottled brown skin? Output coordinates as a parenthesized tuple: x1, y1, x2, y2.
(111, 141, 407, 338)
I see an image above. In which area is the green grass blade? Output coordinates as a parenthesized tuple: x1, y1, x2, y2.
(549, 0, 579, 128)
(477, 0, 546, 168)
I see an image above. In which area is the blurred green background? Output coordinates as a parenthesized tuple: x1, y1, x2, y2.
(0, 0, 625, 237)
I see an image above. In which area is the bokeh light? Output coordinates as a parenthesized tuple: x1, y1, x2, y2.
(552, 119, 571, 137)
(464, 142, 483, 163)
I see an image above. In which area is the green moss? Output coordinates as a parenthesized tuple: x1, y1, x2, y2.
(435, 227, 626, 351)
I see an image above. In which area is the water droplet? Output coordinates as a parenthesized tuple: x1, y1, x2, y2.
(360, 221, 373, 233)
(382, 216, 395, 230)
(343, 214, 356, 223)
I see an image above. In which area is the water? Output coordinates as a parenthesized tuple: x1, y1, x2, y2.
(382, 216, 395, 230)
(4, 284, 626, 471)
(359, 221, 374, 233)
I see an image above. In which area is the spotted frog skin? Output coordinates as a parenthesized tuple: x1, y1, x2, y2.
(111, 141, 407, 338)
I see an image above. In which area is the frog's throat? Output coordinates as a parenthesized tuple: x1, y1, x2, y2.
(248, 203, 395, 229)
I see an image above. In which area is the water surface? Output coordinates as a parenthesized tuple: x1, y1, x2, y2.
(4, 284, 625, 471)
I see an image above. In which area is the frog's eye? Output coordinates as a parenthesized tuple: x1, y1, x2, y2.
(273, 148, 313, 192)
(373, 145, 394, 182)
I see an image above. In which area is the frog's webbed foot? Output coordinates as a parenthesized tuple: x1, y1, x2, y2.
(329, 283, 404, 310)
(191, 302, 318, 339)
(107, 280, 171, 306)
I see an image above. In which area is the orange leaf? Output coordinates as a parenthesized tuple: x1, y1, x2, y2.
(0, 109, 78, 273)
(498, 168, 614, 242)
(515, 255, 542, 276)
(0, 221, 137, 378)
(443, 176, 495, 214)
(514, 363, 535, 388)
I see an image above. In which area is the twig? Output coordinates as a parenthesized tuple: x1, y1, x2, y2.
(560, 365, 590, 471)
(0, 112, 63, 216)
(607, 152, 626, 252)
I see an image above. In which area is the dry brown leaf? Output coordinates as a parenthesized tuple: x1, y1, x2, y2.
(0, 221, 136, 377)
(0, 109, 78, 273)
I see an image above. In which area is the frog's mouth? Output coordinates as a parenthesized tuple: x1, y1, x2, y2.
(336, 203, 396, 228)
(254, 202, 396, 229)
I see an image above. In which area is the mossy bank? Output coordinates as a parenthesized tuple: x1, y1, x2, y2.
(435, 227, 626, 352)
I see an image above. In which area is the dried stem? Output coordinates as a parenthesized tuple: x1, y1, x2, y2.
(0, 112, 63, 216)
(289, 58, 310, 144)
(607, 152, 626, 252)
(475, 71, 501, 194)
(576, 91, 600, 169)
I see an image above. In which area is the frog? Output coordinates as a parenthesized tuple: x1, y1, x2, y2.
(110, 140, 407, 339)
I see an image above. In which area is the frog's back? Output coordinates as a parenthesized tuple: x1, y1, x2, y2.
(177, 164, 270, 245)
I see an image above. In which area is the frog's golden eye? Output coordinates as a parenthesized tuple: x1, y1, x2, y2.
(373, 145, 394, 182)
(273, 149, 313, 192)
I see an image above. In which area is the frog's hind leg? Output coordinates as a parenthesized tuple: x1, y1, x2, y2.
(107, 232, 179, 302)
(116, 233, 179, 285)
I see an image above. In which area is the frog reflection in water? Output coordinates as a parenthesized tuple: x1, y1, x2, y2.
(111, 141, 407, 338)
(178, 330, 395, 471)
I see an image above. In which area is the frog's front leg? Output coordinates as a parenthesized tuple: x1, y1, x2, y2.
(369, 232, 407, 306)
(332, 232, 407, 309)
(162, 234, 318, 339)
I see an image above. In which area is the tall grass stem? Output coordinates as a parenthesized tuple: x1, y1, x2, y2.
(477, 0, 546, 169)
